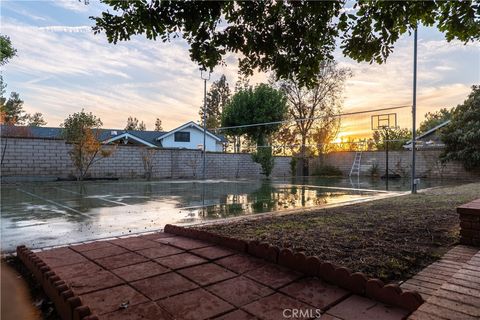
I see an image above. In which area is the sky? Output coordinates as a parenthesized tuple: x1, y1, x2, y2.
(1, 0, 479, 138)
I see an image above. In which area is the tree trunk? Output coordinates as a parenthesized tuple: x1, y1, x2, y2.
(301, 135, 309, 176)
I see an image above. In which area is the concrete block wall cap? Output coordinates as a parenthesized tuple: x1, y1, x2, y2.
(17, 245, 95, 320)
(399, 291, 424, 312)
(73, 305, 92, 320)
(67, 296, 83, 310)
(333, 267, 352, 290)
(62, 290, 75, 300)
(345, 272, 368, 295)
(365, 278, 385, 300)
(318, 262, 338, 284)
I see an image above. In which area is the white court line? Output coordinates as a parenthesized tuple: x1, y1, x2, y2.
(55, 187, 129, 206)
(17, 188, 90, 217)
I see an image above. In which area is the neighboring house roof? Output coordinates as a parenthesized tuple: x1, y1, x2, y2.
(101, 132, 158, 147)
(156, 121, 223, 142)
(1, 121, 227, 146)
(403, 120, 451, 149)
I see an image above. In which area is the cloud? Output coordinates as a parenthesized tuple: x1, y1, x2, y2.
(51, 0, 89, 12)
(38, 26, 92, 33)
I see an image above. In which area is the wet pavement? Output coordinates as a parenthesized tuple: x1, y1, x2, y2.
(1, 178, 389, 251)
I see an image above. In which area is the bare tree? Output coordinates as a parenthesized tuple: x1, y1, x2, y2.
(140, 148, 156, 180)
(272, 60, 351, 175)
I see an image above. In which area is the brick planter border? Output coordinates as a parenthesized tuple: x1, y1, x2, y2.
(16, 245, 98, 320)
(458, 199, 480, 246)
(164, 224, 424, 312)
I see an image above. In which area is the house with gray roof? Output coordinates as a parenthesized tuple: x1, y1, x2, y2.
(1, 121, 227, 152)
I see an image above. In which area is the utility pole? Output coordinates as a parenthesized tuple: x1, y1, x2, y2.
(201, 70, 210, 180)
(411, 27, 418, 194)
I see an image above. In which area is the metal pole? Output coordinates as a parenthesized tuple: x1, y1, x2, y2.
(411, 27, 418, 194)
(202, 74, 207, 180)
(385, 129, 389, 191)
(200, 71, 211, 180)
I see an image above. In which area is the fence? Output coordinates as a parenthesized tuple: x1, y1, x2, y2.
(309, 150, 476, 180)
(0, 137, 292, 180)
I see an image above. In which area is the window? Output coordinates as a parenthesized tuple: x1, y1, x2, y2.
(174, 131, 190, 142)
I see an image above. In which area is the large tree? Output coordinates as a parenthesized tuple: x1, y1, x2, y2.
(92, 1, 479, 87)
(0, 81, 46, 126)
(441, 86, 480, 171)
(199, 74, 231, 129)
(417, 108, 452, 134)
(272, 61, 350, 174)
(222, 84, 288, 177)
(372, 127, 412, 151)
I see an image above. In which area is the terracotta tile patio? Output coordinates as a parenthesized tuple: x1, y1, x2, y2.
(19, 231, 421, 320)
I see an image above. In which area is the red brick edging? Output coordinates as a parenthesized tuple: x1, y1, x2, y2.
(458, 198, 480, 246)
(164, 224, 424, 313)
(16, 245, 98, 320)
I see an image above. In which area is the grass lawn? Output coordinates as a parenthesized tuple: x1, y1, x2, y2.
(197, 182, 480, 283)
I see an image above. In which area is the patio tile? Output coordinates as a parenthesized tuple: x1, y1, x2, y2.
(94, 252, 148, 270)
(79, 284, 148, 315)
(244, 263, 301, 289)
(327, 295, 409, 320)
(110, 237, 160, 251)
(36, 247, 88, 267)
(216, 254, 266, 274)
(55, 260, 104, 280)
(66, 270, 124, 295)
(207, 276, 273, 307)
(280, 277, 350, 310)
(101, 302, 173, 320)
(158, 288, 234, 320)
(213, 310, 256, 320)
(131, 272, 198, 300)
(156, 236, 212, 250)
(155, 253, 208, 270)
(136, 244, 184, 259)
(81, 245, 129, 260)
(190, 246, 237, 260)
(112, 261, 169, 282)
(178, 263, 237, 286)
(242, 293, 317, 320)
(69, 241, 115, 253)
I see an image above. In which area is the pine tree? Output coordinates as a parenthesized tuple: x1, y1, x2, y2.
(199, 74, 231, 129)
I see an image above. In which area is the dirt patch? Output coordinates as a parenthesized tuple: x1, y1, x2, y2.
(196, 182, 480, 283)
(2, 255, 60, 320)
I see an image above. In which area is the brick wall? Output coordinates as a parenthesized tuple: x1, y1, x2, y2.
(0, 137, 292, 180)
(309, 150, 477, 180)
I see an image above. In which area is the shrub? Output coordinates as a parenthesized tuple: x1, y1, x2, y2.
(312, 164, 343, 177)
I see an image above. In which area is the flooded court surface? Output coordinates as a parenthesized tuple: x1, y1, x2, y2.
(0, 177, 448, 251)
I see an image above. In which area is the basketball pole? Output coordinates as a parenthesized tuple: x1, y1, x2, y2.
(411, 27, 418, 194)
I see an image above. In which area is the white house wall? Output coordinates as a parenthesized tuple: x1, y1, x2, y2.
(160, 126, 221, 152)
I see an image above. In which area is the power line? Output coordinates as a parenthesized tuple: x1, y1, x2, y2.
(214, 105, 411, 131)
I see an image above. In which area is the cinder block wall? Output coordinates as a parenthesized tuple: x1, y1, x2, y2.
(309, 150, 475, 180)
(0, 137, 292, 180)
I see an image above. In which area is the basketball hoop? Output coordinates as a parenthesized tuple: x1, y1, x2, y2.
(371, 113, 397, 131)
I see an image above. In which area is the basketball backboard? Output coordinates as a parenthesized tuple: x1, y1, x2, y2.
(371, 113, 397, 130)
